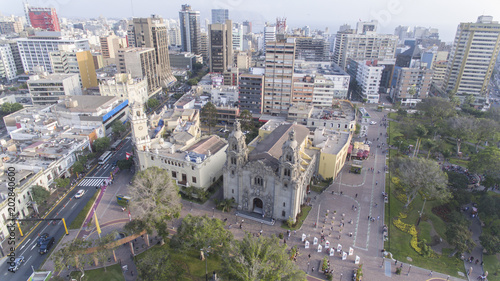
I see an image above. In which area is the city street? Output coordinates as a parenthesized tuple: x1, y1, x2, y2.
(0, 136, 134, 280)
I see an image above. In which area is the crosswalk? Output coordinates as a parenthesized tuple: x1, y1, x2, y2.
(78, 177, 109, 188)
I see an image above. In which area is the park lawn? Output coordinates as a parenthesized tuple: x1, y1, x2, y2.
(69, 191, 99, 229)
(281, 205, 312, 231)
(448, 158, 470, 167)
(388, 121, 402, 146)
(483, 254, 500, 281)
(385, 186, 463, 277)
(70, 263, 124, 281)
(135, 242, 222, 281)
(387, 112, 398, 120)
(418, 221, 432, 244)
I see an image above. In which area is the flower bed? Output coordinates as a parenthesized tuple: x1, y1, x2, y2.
(393, 213, 422, 254)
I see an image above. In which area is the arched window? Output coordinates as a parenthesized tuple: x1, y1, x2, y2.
(232, 143, 237, 150)
(255, 176, 263, 186)
(231, 157, 237, 165)
(286, 153, 292, 162)
(284, 168, 291, 177)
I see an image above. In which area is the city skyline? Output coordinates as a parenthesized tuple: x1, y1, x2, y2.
(1, 0, 498, 41)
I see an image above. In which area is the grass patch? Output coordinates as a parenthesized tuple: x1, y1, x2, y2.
(281, 205, 312, 231)
(135, 241, 222, 281)
(70, 191, 99, 229)
(69, 263, 124, 281)
(483, 254, 500, 281)
(448, 158, 470, 167)
(385, 184, 462, 277)
(387, 112, 398, 119)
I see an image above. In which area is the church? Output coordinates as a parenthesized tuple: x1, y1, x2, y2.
(223, 121, 316, 223)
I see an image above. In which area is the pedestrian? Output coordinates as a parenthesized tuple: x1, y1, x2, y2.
(355, 193, 358, 198)
(446, 275, 450, 280)
(475, 259, 479, 265)
(308, 254, 311, 259)
(131, 271, 134, 276)
(429, 270, 433, 276)
(395, 260, 397, 265)
(368, 215, 370, 220)
(312, 267, 315, 272)
(407, 265, 412, 275)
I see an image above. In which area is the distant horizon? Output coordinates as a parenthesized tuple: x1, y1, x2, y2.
(2, 0, 500, 42)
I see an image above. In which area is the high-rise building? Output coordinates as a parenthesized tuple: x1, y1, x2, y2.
(209, 20, 233, 74)
(117, 47, 161, 97)
(169, 24, 182, 46)
(332, 26, 397, 69)
(0, 18, 23, 34)
(263, 38, 296, 115)
(232, 23, 243, 51)
(349, 60, 383, 103)
(238, 74, 264, 114)
(50, 45, 98, 89)
(0, 44, 18, 82)
(443, 16, 500, 102)
(26, 6, 61, 31)
(179, 5, 201, 55)
(294, 37, 329, 61)
(392, 67, 433, 106)
(127, 16, 176, 87)
(263, 24, 276, 53)
(394, 25, 411, 41)
(200, 32, 209, 61)
(243, 21, 252, 35)
(17, 34, 90, 73)
(212, 9, 229, 24)
(99, 34, 127, 62)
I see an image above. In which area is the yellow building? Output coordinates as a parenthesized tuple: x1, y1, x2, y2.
(76, 51, 98, 88)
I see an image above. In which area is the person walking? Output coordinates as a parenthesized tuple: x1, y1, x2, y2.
(429, 270, 433, 276)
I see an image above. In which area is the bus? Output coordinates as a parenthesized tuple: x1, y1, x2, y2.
(110, 140, 122, 151)
(98, 151, 113, 165)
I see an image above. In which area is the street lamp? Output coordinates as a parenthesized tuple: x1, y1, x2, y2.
(340, 273, 343, 281)
(200, 246, 211, 281)
(212, 207, 215, 218)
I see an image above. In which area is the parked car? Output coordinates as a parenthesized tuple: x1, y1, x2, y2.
(39, 237, 55, 254)
(74, 189, 85, 199)
(370, 121, 377, 125)
(8, 256, 24, 272)
(37, 233, 49, 246)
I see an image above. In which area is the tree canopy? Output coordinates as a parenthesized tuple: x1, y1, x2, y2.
(31, 185, 50, 204)
(112, 120, 127, 136)
(415, 97, 456, 127)
(468, 146, 500, 189)
(201, 102, 218, 134)
(171, 215, 233, 253)
(220, 233, 306, 281)
(135, 248, 184, 281)
(129, 167, 182, 239)
(147, 98, 160, 109)
(52, 238, 91, 277)
(390, 157, 450, 207)
(93, 137, 110, 153)
(239, 110, 253, 131)
(1, 102, 23, 114)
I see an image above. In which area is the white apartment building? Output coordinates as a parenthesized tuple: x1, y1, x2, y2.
(356, 61, 383, 103)
(263, 25, 276, 53)
(0, 44, 18, 82)
(232, 23, 243, 51)
(443, 16, 500, 103)
(28, 73, 82, 105)
(16, 35, 89, 73)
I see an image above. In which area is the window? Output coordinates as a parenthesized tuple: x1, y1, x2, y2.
(151, 156, 154, 160)
(232, 189, 234, 194)
(192, 176, 197, 183)
(283, 202, 286, 207)
(231, 170, 234, 175)
(284, 168, 291, 177)
(172, 171, 177, 178)
(231, 157, 237, 165)
(232, 144, 237, 150)
(282, 211, 286, 217)
(255, 177, 263, 186)
(286, 154, 292, 162)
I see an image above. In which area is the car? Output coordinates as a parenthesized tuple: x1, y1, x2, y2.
(37, 233, 49, 246)
(8, 256, 24, 272)
(74, 189, 85, 198)
(370, 121, 377, 125)
(39, 237, 55, 254)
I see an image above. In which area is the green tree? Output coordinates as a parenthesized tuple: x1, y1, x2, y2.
(171, 215, 233, 254)
(201, 102, 218, 134)
(72, 161, 84, 175)
(390, 157, 450, 207)
(468, 146, 500, 190)
(136, 248, 184, 281)
(112, 120, 126, 136)
(147, 98, 160, 109)
(54, 178, 70, 189)
(416, 97, 456, 127)
(129, 167, 182, 240)
(446, 116, 474, 155)
(471, 118, 500, 151)
(93, 137, 110, 153)
(445, 222, 475, 253)
(221, 233, 306, 281)
(187, 78, 198, 86)
(239, 110, 253, 131)
(1, 102, 11, 114)
(412, 124, 428, 157)
(31, 185, 50, 204)
(52, 238, 91, 278)
(11, 103, 23, 112)
(479, 233, 500, 254)
(117, 159, 133, 170)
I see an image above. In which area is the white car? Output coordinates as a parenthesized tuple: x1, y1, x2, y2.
(75, 189, 85, 198)
(370, 121, 377, 125)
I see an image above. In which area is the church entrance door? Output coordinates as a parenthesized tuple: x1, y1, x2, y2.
(253, 198, 264, 214)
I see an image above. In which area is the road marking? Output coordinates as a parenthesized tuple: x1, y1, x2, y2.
(25, 255, 32, 264)
(19, 239, 30, 250)
(31, 244, 36, 251)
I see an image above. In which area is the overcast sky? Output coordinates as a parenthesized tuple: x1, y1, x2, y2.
(2, 0, 500, 41)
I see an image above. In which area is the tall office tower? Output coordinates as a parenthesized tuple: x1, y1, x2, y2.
(238, 74, 264, 114)
(117, 48, 161, 96)
(209, 20, 233, 74)
(263, 38, 296, 116)
(263, 24, 276, 53)
(179, 5, 201, 55)
(200, 32, 209, 61)
(295, 37, 329, 61)
(443, 16, 500, 102)
(26, 6, 61, 31)
(243, 21, 252, 35)
(127, 16, 176, 87)
(232, 22, 243, 51)
(212, 9, 229, 24)
(332, 25, 397, 70)
(99, 34, 127, 66)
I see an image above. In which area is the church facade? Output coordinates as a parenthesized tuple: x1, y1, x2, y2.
(223, 121, 316, 223)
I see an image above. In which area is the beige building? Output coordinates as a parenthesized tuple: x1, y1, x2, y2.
(99, 73, 149, 105)
(235, 51, 252, 70)
(264, 38, 296, 116)
(117, 47, 161, 97)
(392, 67, 433, 106)
(50, 45, 98, 89)
(130, 102, 227, 189)
(99, 34, 127, 65)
